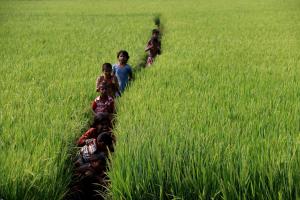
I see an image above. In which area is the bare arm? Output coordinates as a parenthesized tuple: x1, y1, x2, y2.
(113, 76, 121, 97)
(128, 68, 133, 81)
(91, 100, 97, 115)
(145, 40, 153, 52)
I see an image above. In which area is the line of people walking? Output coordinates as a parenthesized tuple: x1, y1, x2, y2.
(66, 29, 161, 200)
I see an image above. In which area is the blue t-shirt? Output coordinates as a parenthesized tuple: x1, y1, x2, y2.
(112, 64, 132, 92)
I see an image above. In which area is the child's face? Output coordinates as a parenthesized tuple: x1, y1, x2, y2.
(104, 69, 112, 77)
(118, 53, 128, 64)
(152, 32, 159, 39)
(96, 123, 104, 131)
(99, 85, 108, 96)
(96, 121, 109, 131)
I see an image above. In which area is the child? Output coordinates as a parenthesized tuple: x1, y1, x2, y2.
(77, 112, 113, 146)
(112, 50, 133, 93)
(96, 63, 121, 98)
(73, 151, 107, 200)
(92, 82, 115, 115)
(75, 152, 107, 178)
(145, 29, 161, 66)
(76, 132, 116, 166)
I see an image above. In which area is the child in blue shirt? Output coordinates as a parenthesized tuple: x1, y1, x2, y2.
(112, 50, 133, 93)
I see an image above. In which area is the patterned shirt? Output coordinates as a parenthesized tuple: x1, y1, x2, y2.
(80, 138, 97, 162)
(96, 74, 120, 97)
(92, 96, 115, 114)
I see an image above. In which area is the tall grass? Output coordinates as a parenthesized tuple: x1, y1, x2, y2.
(109, 0, 300, 199)
(0, 1, 153, 199)
(1, 0, 300, 199)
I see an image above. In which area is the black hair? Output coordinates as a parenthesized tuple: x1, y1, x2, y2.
(97, 132, 115, 152)
(102, 63, 112, 72)
(152, 29, 160, 34)
(117, 50, 129, 59)
(97, 132, 113, 146)
(99, 81, 108, 89)
(92, 112, 110, 127)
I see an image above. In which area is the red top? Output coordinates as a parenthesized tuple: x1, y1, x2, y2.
(92, 96, 115, 114)
(77, 128, 97, 146)
(77, 127, 113, 146)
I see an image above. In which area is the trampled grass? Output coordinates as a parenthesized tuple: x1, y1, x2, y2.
(1, 0, 300, 199)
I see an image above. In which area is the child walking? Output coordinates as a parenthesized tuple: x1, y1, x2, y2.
(92, 82, 115, 115)
(96, 63, 121, 98)
(77, 112, 113, 146)
(112, 50, 133, 93)
(145, 29, 161, 66)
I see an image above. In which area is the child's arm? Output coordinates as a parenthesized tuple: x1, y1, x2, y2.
(77, 128, 96, 146)
(145, 40, 153, 52)
(96, 77, 101, 92)
(145, 45, 153, 52)
(91, 100, 97, 115)
(128, 67, 133, 81)
(112, 65, 116, 75)
(113, 76, 121, 97)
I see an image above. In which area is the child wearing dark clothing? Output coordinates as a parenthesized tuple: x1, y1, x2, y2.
(96, 63, 120, 98)
(92, 82, 115, 115)
(75, 152, 107, 178)
(77, 112, 112, 146)
(112, 50, 133, 93)
(145, 29, 161, 66)
(70, 132, 115, 200)
(72, 151, 108, 200)
(76, 132, 115, 166)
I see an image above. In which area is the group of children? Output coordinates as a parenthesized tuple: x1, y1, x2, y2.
(67, 29, 161, 200)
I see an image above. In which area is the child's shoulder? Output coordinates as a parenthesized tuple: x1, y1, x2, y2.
(97, 74, 105, 80)
(126, 64, 132, 69)
(95, 96, 101, 101)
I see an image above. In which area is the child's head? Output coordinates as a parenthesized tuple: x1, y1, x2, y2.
(152, 29, 160, 38)
(102, 63, 112, 76)
(89, 152, 106, 171)
(93, 112, 112, 130)
(96, 132, 115, 153)
(117, 50, 129, 64)
(99, 82, 108, 97)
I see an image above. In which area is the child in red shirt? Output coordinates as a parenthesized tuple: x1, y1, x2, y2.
(92, 82, 115, 115)
(77, 112, 113, 146)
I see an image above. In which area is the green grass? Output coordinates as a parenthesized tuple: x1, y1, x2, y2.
(0, 1, 154, 199)
(1, 0, 300, 199)
(109, 0, 300, 199)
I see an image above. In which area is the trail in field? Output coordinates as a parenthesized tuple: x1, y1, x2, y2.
(64, 17, 162, 200)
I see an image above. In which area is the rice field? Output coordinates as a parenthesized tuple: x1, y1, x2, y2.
(109, 0, 300, 199)
(0, 1, 153, 199)
(1, 0, 300, 199)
